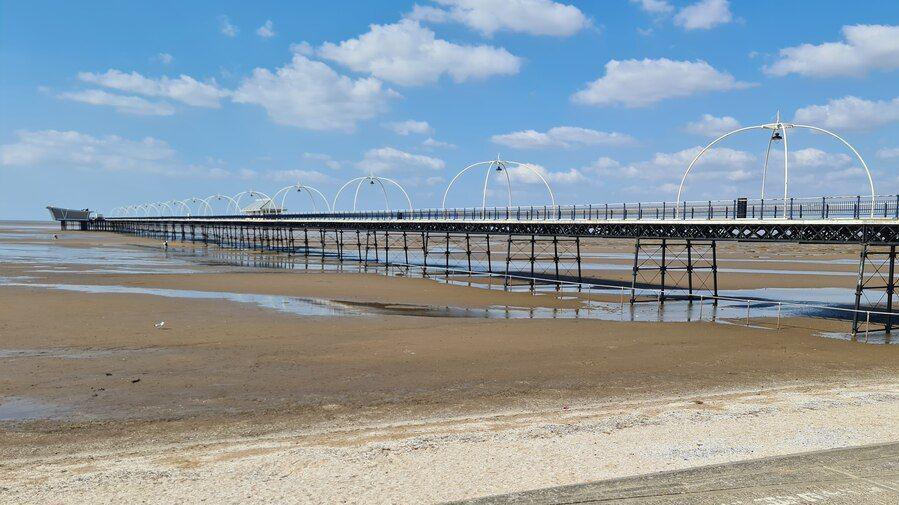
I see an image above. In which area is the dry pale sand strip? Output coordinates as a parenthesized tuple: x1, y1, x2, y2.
(1, 379, 896, 504)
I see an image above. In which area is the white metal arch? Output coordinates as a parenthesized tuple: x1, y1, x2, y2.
(170, 200, 192, 216)
(273, 184, 331, 213)
(332, 175, 413, 212)
(204, 194, 241, 215)
(676, 118, 876, 218)
(183, 197, 212, 216)
(793, 124, 875, 217)
(233, 190, 274, 214)
(441, 158, 556, 210)
(156, 202, 175, 216)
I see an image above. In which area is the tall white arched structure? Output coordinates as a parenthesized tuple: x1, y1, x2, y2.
(156, 201, 175, 216)
(204, 194, 241, 215)
(170, 200, 191, 216)
(233, 190, 274, 213)
(442, 158, 556, 211)
(676, 114, 875, 218)
(333, 175, 412, 212)
(273, 183, 331, 213)
(145, 202, 162, 216)
(182, 197, 213, 216)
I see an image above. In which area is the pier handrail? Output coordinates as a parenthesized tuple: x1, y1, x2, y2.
(108, 193, 899, 224)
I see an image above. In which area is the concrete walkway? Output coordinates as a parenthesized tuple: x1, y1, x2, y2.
(455, 443, 899, 504)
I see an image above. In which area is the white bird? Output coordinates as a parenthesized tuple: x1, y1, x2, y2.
(154, 321, 166, 329)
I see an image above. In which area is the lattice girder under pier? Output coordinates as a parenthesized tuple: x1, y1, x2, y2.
(503, 234, 582, 289)
(630, 239, 718, 303)
(852, 244, 899, 336)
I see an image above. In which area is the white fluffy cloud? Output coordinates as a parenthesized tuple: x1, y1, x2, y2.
(765, 24, 899, 77)
(302, 152, 341, 170)
(507, 163, 585, 185)
(786, 148, 852, 168)
(356, 146, 445, 174)
(219, 15, 238, 37)
(256, 20, 276, 38)
(590, 146, 864, 199)
(877, 148, 899, 160)
(793, 95, 899, 130)
(317, 19, 521, 86)
(673, 0, 732, 31)
(767, 148, 867, 192)
(59, 89, 175, 116)
(684, 114, 741, 136)
(630, 0, 673, 15)
(78, 69, 229, 108)
(153, 53, 174, 65)
(407, 0, 589, 37)
(265, 169, 332, 184)
(590, 147, 756, 192)
(232, 54, 399, 131)
(572, 58, 750, 108)
(491, 126, 635, 149)
(422, 137, 456, 149)
(384, 119, 433, 136)
(0, 129, 229, 178)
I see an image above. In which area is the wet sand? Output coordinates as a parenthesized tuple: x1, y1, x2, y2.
(1, 224, 898, 503)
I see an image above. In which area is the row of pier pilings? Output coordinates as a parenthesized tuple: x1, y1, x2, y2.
(84, 219, 899, 335)
(87, 219, 586, 289)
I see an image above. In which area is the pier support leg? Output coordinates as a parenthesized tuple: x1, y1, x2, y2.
(402, 232, 409, 266)
(444, 232, 451, 275)
(852, 245, 866, 336)
(486, 234, 492, 274)
(575, 237, 582, 287)
(421, 232, 429, 276)
(853, 244, 899, 337)
(631, 239, 717, 304)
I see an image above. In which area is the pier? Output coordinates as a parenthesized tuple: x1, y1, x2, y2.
(51, 120, 899, 336)
(52, 193, 899, 337)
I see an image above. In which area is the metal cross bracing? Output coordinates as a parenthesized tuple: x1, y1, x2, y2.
(630, 239, 718, 304)
(82, 218, 899, 336)
(852, 245, 899, 337)
(503, 235, 581, 290)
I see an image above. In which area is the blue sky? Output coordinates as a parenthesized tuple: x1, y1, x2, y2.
(2, 0, 898, 218)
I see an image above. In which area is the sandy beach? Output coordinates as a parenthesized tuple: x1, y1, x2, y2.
(1, 223, 897, 503)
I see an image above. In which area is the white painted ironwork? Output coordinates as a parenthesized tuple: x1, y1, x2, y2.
(183, 197, 213, 216)
(273, 183, 331, 213)
(442, 157, 556, 211)
(676, 114, 875, 218)
(333, 175, 413, 212)
(204, 194, 241, 215)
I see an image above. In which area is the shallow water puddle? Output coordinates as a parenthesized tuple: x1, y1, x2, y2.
(0, 242, 202, 274)
(818, 331, 894, 344)
(0, 397, 68, 421)
(0, 348, 134, 359)
(0, 279, 363, 318)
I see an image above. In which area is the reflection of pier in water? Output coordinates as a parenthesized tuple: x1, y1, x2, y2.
(74, 208, 899, 334)
(157, 240, 896, 343)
